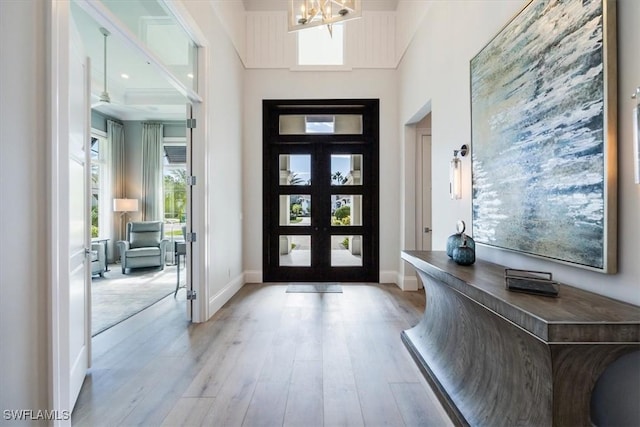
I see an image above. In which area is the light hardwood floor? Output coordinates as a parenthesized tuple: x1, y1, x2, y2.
(73, 283, 453, 426)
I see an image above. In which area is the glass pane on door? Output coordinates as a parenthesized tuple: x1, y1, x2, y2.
(279, 154, 311, 185)
(279, 195, 311, 226)
(331, 154, 363, 185)
(279, 235, 311, 266)
(95, 0, 198, 91)
(331, 195, 362, 226)
(331, 235, 363, 267)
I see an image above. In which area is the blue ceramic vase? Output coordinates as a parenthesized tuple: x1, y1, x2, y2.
(446, 220, 475, 258)
(452, 238, 476, 266)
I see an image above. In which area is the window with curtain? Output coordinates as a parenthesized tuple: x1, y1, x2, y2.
(90, 130, 112, 239)
(141, 123, 164, 221)
(163, 139, 187, 240)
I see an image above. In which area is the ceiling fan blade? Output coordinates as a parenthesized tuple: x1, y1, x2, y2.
(91, 91, 114, 109)
(93, 27, 112, 109)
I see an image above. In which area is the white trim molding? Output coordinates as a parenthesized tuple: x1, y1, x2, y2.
(207, 273, 245, 316)
(379, 270, 398, 285)
(243, 270, 263, 284)
(399, 273, 419, 291)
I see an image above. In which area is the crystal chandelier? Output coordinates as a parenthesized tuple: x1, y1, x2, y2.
(289, 0, 361, 36)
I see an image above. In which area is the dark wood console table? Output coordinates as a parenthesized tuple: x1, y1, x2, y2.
(401, 251, 640, 427)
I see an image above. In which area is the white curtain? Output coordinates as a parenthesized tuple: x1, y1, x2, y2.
(108, 120, 125, 247)
(141, 123, 164, 221)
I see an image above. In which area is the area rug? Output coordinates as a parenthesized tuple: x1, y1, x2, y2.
(286, 283, 343, 293)
(91, 265, 178, 336)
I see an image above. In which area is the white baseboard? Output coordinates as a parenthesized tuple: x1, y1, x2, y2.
(380, 270, 398, 285)
(207, 273, 245, 317)
(400, 275, 419, 291)
(243, 270, 262, 284)
(238, 270, 414, 291)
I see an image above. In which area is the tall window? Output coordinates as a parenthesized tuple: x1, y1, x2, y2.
(163, 139, 187, 239)
(90, 132, 110, 238)
(297, 24, 344, 66)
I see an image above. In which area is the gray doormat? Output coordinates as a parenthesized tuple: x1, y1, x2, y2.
(286, 283, 343, 293)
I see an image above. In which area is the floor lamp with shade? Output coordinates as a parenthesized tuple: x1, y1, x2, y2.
(113, 198, 139, 241)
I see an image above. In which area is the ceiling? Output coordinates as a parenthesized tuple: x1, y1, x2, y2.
(71, 1, 189, 122)
(72, 0, 400, 122)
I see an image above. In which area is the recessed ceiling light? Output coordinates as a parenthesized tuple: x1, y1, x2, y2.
(187, 73, 194, 79)
(121, 73, 129, 79)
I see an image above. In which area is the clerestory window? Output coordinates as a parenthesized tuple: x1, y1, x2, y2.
(297, 24, 344, 66)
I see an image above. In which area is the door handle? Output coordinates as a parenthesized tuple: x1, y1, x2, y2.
(424, 227, 432, 233)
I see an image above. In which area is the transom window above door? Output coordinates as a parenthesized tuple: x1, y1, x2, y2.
(279, 114, 363, 135)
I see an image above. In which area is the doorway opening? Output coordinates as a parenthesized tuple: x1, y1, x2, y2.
(415, 113, 432, 252)
(88, 124, 191, 337)
(69, 0, 197, 337)
(263, 99, 379, 282)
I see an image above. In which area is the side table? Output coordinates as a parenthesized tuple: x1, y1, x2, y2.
(174, 241, 187, 297)
(91, 238, 110, 271)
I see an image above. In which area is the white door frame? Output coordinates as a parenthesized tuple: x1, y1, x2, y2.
(48, 1, 74, 421)
(49, 0, 93, 419)
(400, 101, 432, 291)
(48, 0, 209, 422)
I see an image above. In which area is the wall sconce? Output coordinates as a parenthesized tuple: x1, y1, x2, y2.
(450, 144, 468, 199)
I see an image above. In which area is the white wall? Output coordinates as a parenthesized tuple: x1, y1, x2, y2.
(182, 0, 246, 316)
(397, 0, 640, 424)
(0, 0, 49, 417)
(242, 69, 399, 282)
(395, 0, 432, 63)
(209, 0, 247, 63)
(244, 11, 397, 69)
(399, 0, 640, 306)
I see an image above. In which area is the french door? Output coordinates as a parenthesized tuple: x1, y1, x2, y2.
(263, 99, 379, 282)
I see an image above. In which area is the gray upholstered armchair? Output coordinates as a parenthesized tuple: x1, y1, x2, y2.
(91, 242, 106, 277)
(116, 221, 169, 274)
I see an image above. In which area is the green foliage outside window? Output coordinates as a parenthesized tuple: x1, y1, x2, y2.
(164, 169, 187, 222)
(331, 205, 351, 226)
(334, 205, 350, 220)
(91, 205, 99, 237)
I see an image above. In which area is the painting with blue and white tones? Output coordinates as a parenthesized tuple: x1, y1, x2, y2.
(471, 0, 613, 270)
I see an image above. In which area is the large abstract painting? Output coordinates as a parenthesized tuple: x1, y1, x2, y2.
(471, 0, 617, 272)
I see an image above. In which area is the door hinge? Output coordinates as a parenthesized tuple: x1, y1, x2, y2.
(186, 118, 196, 129)
(187, 175, 196, 186)
(185, 232, 197, 243)
(187, 289, 197, 300)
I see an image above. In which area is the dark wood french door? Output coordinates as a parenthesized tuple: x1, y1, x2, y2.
(263, 99, 379, 282)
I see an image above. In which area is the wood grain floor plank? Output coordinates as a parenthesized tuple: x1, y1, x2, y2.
(323, 382, 364, 427)
(74, 283, 452, 427)
(258, 307, 300, 383)
(390, 382, 452, 427)
(242, 381, 289, 427)
(160, 397, 215, 427)
(202, 330, 274, 426)
(283, 360, 324, 427)
(355, 380, 406, 426)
